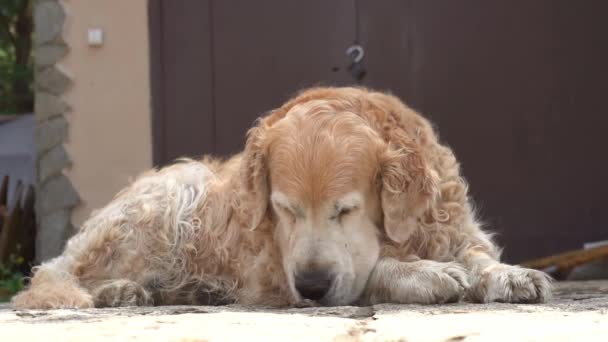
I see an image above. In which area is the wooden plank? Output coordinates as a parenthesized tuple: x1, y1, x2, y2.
(0, 175, 7, 231)
(0, 181, 23, 263)
(0, 175, 7, 207)
(521, 245, 608, 280)
(149, 0, 215, 166)
(19, 185, 36, 268)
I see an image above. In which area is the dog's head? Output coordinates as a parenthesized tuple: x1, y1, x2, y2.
(237, 96, 439, 305)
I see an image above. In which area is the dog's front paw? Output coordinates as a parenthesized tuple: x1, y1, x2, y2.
(366, 261, 470, 305)
(292, 298, 320, 308)
(470, 265, 552, 303)
(410, 261, 471, 304)
(92, 279, 153, 307)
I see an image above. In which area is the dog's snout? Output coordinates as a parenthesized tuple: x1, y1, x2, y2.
(295, 271, 333, 301)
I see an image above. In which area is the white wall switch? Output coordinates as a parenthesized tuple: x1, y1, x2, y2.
(87, 28, 104, 46)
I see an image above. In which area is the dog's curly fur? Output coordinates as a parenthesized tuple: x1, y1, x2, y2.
(13, 87, 552, 309)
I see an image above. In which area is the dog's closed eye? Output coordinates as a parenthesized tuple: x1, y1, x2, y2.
(274, 202, 297, 219)
(331, 192, 363, 222)
(271, 192, 304, 223)
(331, 205, 357, 221)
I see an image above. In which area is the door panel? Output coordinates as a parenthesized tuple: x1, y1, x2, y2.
(356, 1, 608, 261)
(212, 0, 356, 155)
(149, 0, 215, 164)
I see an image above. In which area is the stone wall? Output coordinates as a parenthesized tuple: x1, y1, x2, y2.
(34, 0, 79, 261)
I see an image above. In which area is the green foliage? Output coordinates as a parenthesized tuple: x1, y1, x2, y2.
(0, 0, 33, 115)
(0, 253, 25, 302)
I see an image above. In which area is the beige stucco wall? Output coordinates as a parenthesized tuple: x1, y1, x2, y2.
(62, 0, 152, 227)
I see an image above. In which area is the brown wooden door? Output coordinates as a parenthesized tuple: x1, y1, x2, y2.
(149, 1, 608, 262)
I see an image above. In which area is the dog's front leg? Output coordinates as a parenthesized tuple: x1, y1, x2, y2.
(460, 248, 552, 303)
(360, 257, 470, 305)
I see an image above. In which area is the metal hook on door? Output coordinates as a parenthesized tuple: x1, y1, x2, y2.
(346, 44, 366, 82)
(346, 44, 365, 63)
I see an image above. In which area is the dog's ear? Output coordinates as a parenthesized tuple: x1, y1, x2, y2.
(236, 120, 270, 231)
(379, 131, 440, 244)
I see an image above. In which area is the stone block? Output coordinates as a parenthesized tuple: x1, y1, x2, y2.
(36, 66, 71, 95)
(39, 144, 71, 183)
(37, 174, 80, 216)
(34, 1, 65, 45)
(36, 208, 72, 261)
(36, 43, 68, 67)
(37, 116, 68, 154)
(35, 92, 69, 122)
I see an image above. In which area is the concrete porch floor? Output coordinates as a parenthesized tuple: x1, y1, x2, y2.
(1, 280, 607, 341)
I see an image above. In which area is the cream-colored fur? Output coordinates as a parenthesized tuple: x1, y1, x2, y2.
(13, 87, 551, 309)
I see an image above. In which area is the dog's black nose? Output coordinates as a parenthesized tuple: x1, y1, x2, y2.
(295, 271, 333, 301)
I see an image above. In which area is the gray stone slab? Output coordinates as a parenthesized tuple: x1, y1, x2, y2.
(34, 1, 65, 45)
(37, 173, 80, 215)
(36, 91, 69, 122)
(36, 115, 67, 154)
(35, 43, 68, 67)
(1, 281, 607, 341)
(36, 66, 71, 95)
(39, 143, 71, 183)
(36, 208, 72, 261)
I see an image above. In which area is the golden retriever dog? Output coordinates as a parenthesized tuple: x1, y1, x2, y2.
(13, 87, 551, 309)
